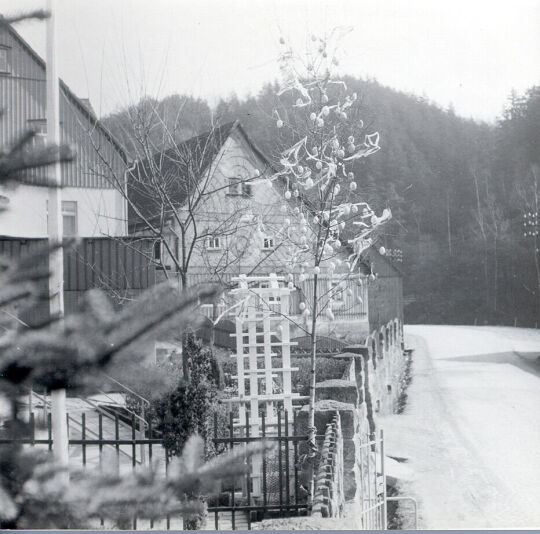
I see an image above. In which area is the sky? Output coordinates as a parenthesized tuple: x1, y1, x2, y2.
(1, 0, 539, 122)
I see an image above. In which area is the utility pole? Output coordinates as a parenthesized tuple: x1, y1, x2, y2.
(46, 0, 69, 479)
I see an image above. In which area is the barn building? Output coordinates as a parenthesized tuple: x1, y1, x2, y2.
(0, 19, 127, 238)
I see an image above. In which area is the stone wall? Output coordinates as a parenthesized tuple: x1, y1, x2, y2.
(312, 412, 345, 518)
(297, 318, 405, 510)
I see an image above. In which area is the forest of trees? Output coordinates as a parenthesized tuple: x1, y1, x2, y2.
(104, 80, 540, 327)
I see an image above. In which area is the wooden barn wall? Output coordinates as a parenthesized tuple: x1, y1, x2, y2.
(0, 24, 125, 188)
(0, 237, 155, 326)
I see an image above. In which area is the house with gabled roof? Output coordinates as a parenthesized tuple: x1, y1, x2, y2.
(0, 19, 127, 238)
(127, 120, 402, 344)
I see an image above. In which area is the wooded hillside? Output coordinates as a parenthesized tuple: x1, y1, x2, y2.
(104, 80, 540, 327)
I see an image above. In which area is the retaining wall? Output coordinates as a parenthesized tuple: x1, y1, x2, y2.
(297, 318, 405, 506)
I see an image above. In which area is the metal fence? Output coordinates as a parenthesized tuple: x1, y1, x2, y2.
(357, 430, 387, 530)
(207, 409, 310, 530)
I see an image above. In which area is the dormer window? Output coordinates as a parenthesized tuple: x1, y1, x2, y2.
(262, 236, 274, 251)
(206, 236, 221, 250)
(0, 47, 10, 74)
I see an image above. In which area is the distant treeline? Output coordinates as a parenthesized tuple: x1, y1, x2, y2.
(104, 79, 540, 327)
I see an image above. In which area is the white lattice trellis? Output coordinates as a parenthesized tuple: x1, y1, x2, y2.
(226, 273, 304, 495)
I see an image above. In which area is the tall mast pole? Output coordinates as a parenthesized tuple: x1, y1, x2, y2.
(46, 0, 69, 477)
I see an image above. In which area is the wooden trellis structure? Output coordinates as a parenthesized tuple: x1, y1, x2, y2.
(226, 273, 305, 496)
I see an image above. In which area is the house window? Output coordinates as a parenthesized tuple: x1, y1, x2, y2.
(61, 201, 77, 236)
(206, 236, 221, 250)
(28, 120, 47, 148)
(242, 181, 253, 197)
(229, 178, 253, 197)
(153, 240, 161, 261)
(0, 47, 10, 74)
(228, 178, 241, 196)
(262, 236, 274, 251)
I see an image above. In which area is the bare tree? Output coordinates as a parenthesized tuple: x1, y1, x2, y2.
(268, 30, 391, 460)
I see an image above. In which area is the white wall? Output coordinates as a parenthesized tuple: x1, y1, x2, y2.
(0, 184, 127, 237)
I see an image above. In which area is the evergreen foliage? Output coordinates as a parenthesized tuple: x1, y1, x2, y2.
(150, 336, 227, 460)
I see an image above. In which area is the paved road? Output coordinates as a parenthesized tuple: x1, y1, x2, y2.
(380, 325, 540, 529)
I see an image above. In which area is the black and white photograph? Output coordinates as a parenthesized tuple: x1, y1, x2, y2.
(0, 0, 539, 530)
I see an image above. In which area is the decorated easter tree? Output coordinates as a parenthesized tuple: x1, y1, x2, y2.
(271, 30, 392, 460)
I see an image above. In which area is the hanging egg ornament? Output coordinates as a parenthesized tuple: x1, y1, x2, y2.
(294, 207, 300, 215)
(285, 190, 292, 200)
(322, 106, 330, 117)
(310, 112, 317, 121)
(316, 161, 323, 170)
(313, 266, 321, 275)
(305, 177, 314, 189)
(337, 149, 345, 158)
(348, 136, 355, 143)
(284, 217, 291, 226)
(343, 205, 350, 216)
(317, 118, 324, 127)
(346, 288, 353, 296)
(379, 246, 386, 255)
(312, 146, 318, 155)
(340, 221, 346, 230)
(296, 98, 303, 106)
(351, 204, 358, 214)
(277, 119, 284, 128)
(297, 165, 304, 174)
(299, 302, 306, 311)
(349, 181, 357, 191)
(348, 172, 354, 180)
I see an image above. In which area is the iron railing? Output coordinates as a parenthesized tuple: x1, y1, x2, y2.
(208, 409, 310, 530)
